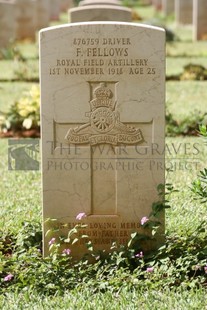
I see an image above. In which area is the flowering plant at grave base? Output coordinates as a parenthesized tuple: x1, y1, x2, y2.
(76, 212, 87, 221)
(46, 183, 169, 266)
(48, 237, 56, 246)
(45, 182, 196, 282)
(62, 248, 71, 255)
(3, 274, 14, 282)
(46, 183, 171, 265)
(141, 216, 149, 226)
(45, 213, 92, 258)
(135, 251, 144, 258)
(146, 267, 154, 273)
(191, 125, 207, 203)
(0, 85, 40, 133)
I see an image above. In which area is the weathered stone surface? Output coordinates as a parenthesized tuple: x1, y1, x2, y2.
(16, 0, 37, 40)
(162, 0, 175, 15)
(175, 0, 193, 24)
(40, 22, 165, 259)
(0, 0, 17, 48)
(70, 5, 132, 22)
(193, 0, 207, 40)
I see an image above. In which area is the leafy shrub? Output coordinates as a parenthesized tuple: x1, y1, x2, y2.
(0, 42, 25, 61)
(0, 85, 40, 135)
(166, 109, 207, 136)
(165, 28, 178, 42)
(131, 9, 142, 21)
(191, 168, 207, 203)
(191, 125, 207, 203)
(181, 64, 207, 81)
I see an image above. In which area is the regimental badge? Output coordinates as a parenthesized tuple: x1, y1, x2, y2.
(65, 82, 144, 146)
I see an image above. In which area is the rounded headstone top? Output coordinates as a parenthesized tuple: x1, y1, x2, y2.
(79, 0, 121, 6)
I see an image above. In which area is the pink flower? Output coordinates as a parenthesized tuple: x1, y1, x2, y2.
(141, 216, 149, 226)
(146, 267, 154, 273)
(4, 274, 13, 282)
(62, 248, 71, 255)
(76, 212, 86, 220)
(204, 266, 207, 274)
(135, 251, 144, 258)
(48, 237, 56, 246)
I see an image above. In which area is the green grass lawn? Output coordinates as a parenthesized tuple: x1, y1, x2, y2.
(0, 287, 206, 310)
(166, 81, 207, 121)
(166, 41, 207, 57)
(0, 139, 41, 233)
(15, 41, 39, 59)
(166, 57, 207, 77)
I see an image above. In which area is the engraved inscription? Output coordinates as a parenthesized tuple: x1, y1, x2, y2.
(65, 82, 144, 146)
(48, 37, 157, 76)
(73, 38, 131, 45)
(55, 221, 142, 245)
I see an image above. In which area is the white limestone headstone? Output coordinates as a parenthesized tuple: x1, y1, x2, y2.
(69, 1, 132, 22)
(40, 22, 165, 259)
(162, 0, 175, 15)
(36, 0, 50, 31)
(175, 0, 193, 25)
(0, 0, 17, 48)
(49, 0, 61, 21)
(16, 0, 37, 40)
(193, 0, 207, 41)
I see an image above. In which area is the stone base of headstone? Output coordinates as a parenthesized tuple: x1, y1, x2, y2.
(193, 0, 207, 40)
(70, 5, 132, 22)
(0, 0, 17, 48)
(16, 0, 37, 41)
